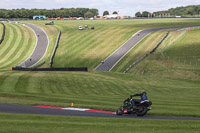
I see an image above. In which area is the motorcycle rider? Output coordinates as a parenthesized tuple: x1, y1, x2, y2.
(130, 92, 148, 107)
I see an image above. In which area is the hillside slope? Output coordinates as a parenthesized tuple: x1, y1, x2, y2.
(121, 28, 200, 81)
(40, 19, 200, 69)
(0, 22, 36, 69)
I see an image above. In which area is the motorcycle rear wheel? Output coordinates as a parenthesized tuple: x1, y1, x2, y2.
(116, 106, 124, 115)
(136, 106, 148, 116)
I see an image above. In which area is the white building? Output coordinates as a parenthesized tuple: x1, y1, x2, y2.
(103, 14, 120, 19)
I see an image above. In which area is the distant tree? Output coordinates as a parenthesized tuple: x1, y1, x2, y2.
(142, 11, 150, 17)
(89, 9, 99, 16)
(113, 11, 118, 14)
(84, 11, 94, 18)
(103, 11, 109, 16)
(135, 12, 142, 17)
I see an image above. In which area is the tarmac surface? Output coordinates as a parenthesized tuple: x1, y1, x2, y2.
(0, 103, 199, 120)
(95, 27, 179, 71)
(18, 22, 49, 68)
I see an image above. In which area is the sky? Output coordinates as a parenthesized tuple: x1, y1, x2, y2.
(0, 0, 200, 16)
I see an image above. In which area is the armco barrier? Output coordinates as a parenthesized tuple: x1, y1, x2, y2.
(0, 22, 5, 44)
(50, 31, 61, 68)
(11, 67, 88, 72)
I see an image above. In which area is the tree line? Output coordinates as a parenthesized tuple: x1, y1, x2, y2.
(0, 8, 99, 18)
(135, 5, 200, 17)
(154, 5, 200, 16)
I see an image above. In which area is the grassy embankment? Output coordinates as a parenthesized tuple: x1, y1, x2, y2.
(113, 28, 200, 80)
(0, 22, 36, 69)
(47, 19, 200, 70)
(0, 23, 2, 37)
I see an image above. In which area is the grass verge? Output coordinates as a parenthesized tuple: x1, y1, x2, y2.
(0, 113, 199, 133)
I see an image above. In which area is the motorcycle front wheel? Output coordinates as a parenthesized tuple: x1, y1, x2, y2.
(116, 106, 124, 115)
(136, 106, 148, 116)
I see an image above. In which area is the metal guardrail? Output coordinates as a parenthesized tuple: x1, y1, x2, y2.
(50, 31, 61, 68)
(0, 22, 5, 44)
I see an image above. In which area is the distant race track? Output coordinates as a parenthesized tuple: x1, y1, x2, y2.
(18, 22, 49, 68)
(95, 27, 182, 71)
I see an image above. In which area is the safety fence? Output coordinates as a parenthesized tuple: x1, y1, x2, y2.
(11, 67, 88, 72)
(0, 22, 5, 44)
(123, 26, 200, 73)
(50, 31, 61, 68)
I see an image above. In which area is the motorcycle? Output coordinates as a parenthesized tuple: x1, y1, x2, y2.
(116, 96, 152, 116)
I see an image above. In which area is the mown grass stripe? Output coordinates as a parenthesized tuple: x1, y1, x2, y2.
(0, 23, 15, 57)
(0, 73, 24, 93)
(0, 23, 36, 69)
(0, 24, 23, 66)
(54, 27, 127, 68)
(7, 24, 35, 67)
(0, 24, 18, 58)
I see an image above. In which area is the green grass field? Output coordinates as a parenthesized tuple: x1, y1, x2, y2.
(0, 22, 36, 69)
(0, 70, 199, 117)
(0, 19, 200, 132)
(25, 19, 200, 69)
(0, 113, 199, 133)
(115, 28, 200, 80)
(0, 23, 3, 38)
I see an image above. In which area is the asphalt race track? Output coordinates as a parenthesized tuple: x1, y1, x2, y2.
(18, 22, 49, 68)
(0, 103, 199, 120)
(95, 27, 179, 71)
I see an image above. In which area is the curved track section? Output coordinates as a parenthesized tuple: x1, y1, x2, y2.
(0, 103, 199, 120)
(95, 27, 179, 71)
(18, 23, 49, 68)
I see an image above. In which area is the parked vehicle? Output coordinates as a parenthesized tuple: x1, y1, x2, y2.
(116, 92, 152, 116)
(79, 26, 83, 30)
